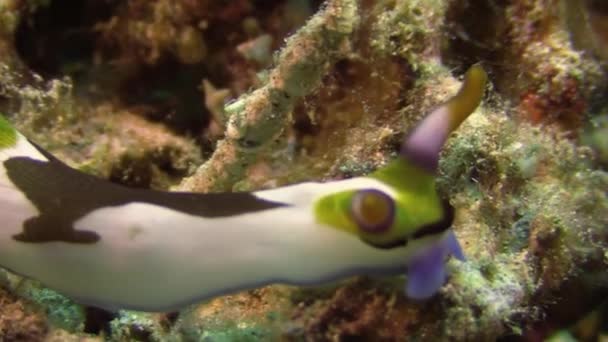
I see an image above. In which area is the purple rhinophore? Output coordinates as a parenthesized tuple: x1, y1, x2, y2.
(445, 230, 465, 261)
(405, 241, 447, 299)
(400, 106, 450, 173)
(405, 231, 465, 300)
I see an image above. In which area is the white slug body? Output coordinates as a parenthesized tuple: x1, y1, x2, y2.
(0, 134, 435, 311)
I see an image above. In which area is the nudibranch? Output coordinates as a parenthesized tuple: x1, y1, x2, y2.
(0, 65, 486, 312)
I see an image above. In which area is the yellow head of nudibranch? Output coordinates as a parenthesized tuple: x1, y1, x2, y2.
(313, 65, 487, 299)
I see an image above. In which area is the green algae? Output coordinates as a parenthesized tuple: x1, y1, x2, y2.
(176, 304, 287, 342)
(0, 273, 86, 333)
(27, 287, 85, 332)
(583, 114, 608, 165)
(0, 113, 17, 148)
(186, 323, 274, 342)
(435, 107, 608, 338)
(109, 311, 166, 341)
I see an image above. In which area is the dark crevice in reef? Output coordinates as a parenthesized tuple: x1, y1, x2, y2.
(84, 306, 156, 341)
(587, 0, 608, 14)
(118, 59, 210, 135)
(515, 255, 608, 341)
(13, 0, 210, 135)
(161, 311, 180, 330)
(441, 0, 510, 77)
(14, 0, 119, 79)
(108, 146, 195, 189)
(83, 306, 116, 336)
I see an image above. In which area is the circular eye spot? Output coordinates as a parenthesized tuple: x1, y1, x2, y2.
(351, 189, 395, 234)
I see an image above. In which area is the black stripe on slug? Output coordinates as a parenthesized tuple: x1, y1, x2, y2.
(411, 199, 454, 239)
(365, 238, 409, 250)
(4, 156, 288, 244)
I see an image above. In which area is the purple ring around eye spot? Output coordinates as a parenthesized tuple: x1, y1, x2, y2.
(351, 189, 396, 234)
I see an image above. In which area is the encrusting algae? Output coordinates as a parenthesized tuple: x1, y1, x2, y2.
(0, 0, 606, 340)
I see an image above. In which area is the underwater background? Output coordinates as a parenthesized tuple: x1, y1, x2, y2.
(0, 0, 607, 340)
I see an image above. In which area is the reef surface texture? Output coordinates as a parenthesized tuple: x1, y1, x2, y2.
(0, 0, 607, 340)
